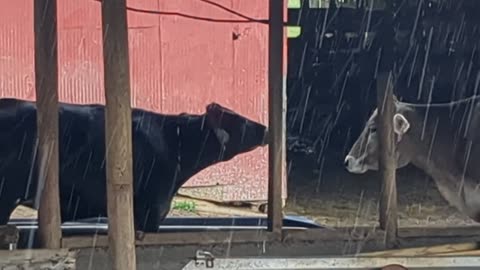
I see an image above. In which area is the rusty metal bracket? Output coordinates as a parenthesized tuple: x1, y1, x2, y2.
(194, 250, 215, 268)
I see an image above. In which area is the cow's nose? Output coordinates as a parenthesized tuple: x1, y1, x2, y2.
(262, 129, 269, 145)
(344, 156, 354, 168)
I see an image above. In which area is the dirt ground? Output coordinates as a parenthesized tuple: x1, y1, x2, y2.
(10, 152, 475, 228)
(284, 152, 475, 227)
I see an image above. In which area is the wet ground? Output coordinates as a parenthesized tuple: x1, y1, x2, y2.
(10, 152, 475, 228)
(284, 152, 474, 227)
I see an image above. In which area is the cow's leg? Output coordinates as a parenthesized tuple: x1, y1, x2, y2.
(58, 196, 80, 223)
(133, 201, 147, 232)
(460, 182, 480, 222)
(134, 200, 171, 234)
(133, 201, 155, 240)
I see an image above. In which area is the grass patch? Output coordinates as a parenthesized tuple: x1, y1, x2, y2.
(172, 200, 197, 212)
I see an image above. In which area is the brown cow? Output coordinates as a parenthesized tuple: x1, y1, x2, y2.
(344, 95, 480, 222)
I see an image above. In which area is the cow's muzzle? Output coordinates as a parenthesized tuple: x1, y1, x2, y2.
(344, 155, 367, 174)
(261, 129, 269, 146)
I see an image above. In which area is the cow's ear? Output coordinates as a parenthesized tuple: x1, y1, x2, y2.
(205, 103, 223, 128)
(213, 128, 230, 145)
(206, 103, 230, 145)
(393, 113, 410, 135)
(392, 95, 399, 103)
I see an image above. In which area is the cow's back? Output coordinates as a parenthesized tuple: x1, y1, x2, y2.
(0, 98, 37, 183)
(0, 99, 38, 223)
(55, 106, 179, 222)
(0, 99, 202, 226)
(55, 104, 109, 220)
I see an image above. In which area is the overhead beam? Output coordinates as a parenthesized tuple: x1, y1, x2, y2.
(101, 0, 137, 269)
(34, 0, 62, 249)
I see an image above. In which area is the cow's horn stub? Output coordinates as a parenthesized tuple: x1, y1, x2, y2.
(206, 103, 221, 112)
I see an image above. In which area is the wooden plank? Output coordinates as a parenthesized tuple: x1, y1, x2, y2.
(376, 71, 398, 248)
(267, 0, 286, 238)
(0, 249, 76, 269)
(100, 0, 136, 269)
(285, 226, 480, 241)
(34, 0, 62, 249)
(437, 249, 480, 256)
(358, 242, 479, 257)
(182, 256, 480, 270)
(62, 227, 375, 249)
(61, 226, 480, 249)
(282, 227, 381, 242)
(398, 226, 480, 238)
(62, 230, 277, 249)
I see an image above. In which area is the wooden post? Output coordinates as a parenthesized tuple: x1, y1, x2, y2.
(267, 0, 286, 237)
(376, 71, 398, 248)
(374, 0, 398, 249)
(101, 0, 137, 269)
(34, 0, 62, 249)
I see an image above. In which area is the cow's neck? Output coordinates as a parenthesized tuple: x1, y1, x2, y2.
(413, 154, 480, 220)
(406, 107, 480, 219)
(412, 154, 467, 211)
(173, 118, 222, 189)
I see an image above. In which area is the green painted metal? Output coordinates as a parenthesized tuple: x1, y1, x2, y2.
(288, 0, 301, 9)
(287, 26, 301, 38)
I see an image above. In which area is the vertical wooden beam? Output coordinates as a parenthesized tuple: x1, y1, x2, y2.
(376, 71, 398, 248)
(34, 0, 62, 249)
(267, 0, 286, 237)
(101, 0, 137, 269)
(375, 0, 398, 249)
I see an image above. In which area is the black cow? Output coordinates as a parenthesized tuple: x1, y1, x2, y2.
(0, 98, 268, 232)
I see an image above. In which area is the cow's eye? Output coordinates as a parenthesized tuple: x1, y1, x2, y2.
(369, 127, 377, 133)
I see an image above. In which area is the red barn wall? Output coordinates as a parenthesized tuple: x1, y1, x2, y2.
(0, 0, 287, 202)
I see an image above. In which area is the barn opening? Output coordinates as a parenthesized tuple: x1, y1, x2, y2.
(285, 0, 480, 230)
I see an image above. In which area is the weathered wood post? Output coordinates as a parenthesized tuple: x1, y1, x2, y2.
(34, 0, 62, 249)
(375, 1, 398, 248)
(101, 0, 137, 269)
(377, 71, 398, 248)
(267, 0, 286, 237)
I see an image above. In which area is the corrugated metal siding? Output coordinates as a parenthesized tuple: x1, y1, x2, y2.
(0, 0, 287, 202)
(0, 0, 35, 100)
